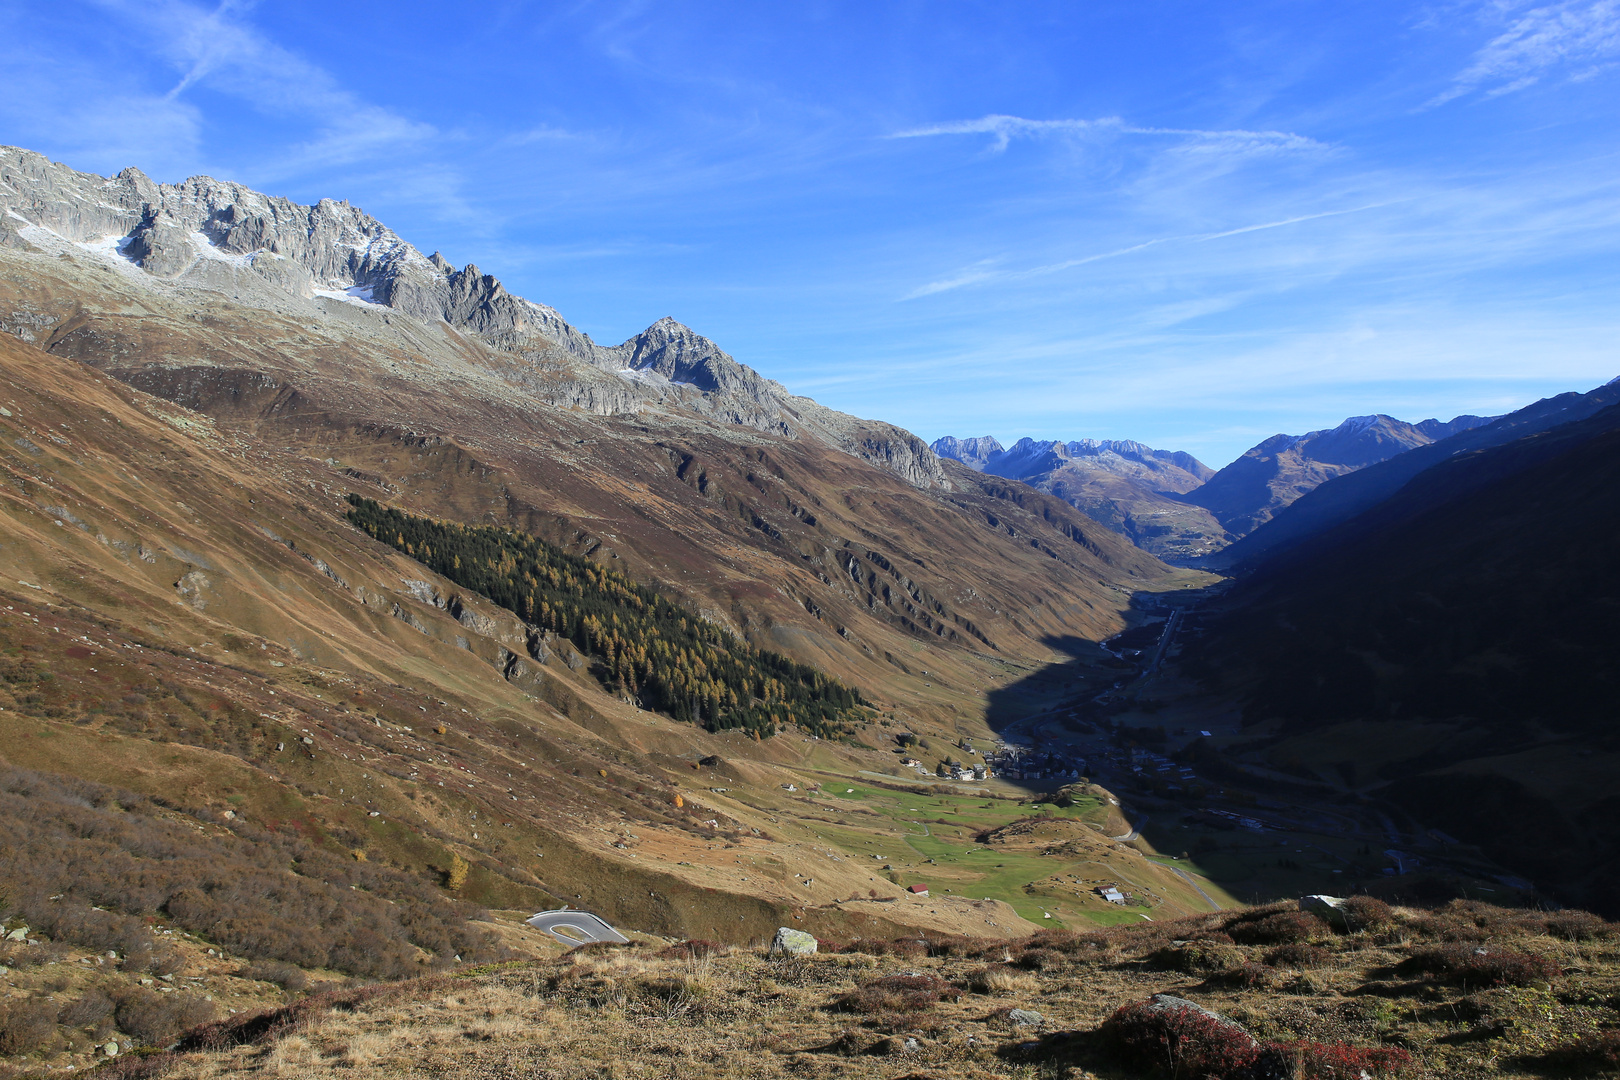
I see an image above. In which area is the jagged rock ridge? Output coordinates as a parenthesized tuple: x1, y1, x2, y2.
(0, 146, 944, 490)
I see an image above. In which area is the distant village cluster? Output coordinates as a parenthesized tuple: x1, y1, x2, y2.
(895, 735, 1209, 795)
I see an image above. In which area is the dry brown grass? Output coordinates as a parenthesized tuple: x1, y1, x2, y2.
(16, 901, 1603, 1080)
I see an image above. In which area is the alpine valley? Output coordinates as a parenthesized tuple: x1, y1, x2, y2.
(2, 145, 1618, 1080)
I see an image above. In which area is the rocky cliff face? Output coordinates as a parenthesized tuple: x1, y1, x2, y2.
(0, 145, 941, 488)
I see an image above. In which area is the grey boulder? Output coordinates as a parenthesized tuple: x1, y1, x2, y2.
(768, 927, 818, 957)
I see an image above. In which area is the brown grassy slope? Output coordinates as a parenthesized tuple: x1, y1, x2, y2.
(0, 332, 1046, 945)
(67, 900, 1620, 1080)
(0, 245, 1177, 735)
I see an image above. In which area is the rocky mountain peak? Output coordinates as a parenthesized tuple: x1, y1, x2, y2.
(0, 144, 950, 489)
(929, 435, 1004, 470)
(1187, 410, 1502, 536)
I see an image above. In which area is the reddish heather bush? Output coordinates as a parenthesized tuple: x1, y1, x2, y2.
(1264, 942, 1331, 968)
(1409, 899, 1534, 942)
(1105, 999, 1260, 1078)
(834, 973, 962, 1014)
(1405, 942, 1560, 987)
(566, 941, 634, 957)
(1055, 931, 1118, 957)
(1229, 911, 1328, 946)
(1270, 1039, 1414, 1078)
(1021, 929, 1079, 951)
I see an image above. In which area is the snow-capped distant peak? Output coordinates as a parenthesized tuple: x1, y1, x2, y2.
(1334, 414, 1381, 435)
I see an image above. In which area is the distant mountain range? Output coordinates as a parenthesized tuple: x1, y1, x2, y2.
(931, 412, 1496, 560)
(1180, 413, 1496, 538)
(1216, 379, 1620, 567)
(931, 435, 1222, 559)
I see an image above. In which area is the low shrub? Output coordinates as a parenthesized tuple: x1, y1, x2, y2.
(1229, 911, 1328, 945)
(1542, 1030, 1620, 1070)
(841, 937, 927, 958)
(113, 988, 217, 1047)
(1054, 931, 1119, 957)
(635, 975, 703, 1004)
(1269, 1039, 1414, 1078)
(1020, 930, 1078, 951)
(1209, 961, 1281, 989)
(1105, 999, 1260, 1078)
(59, 988, 115, 1028)
(654, 939, 725, 961)
(1540, 910, 1613, 941)
(1341, 896, 1393, 932)
(236, 961, 308, 992)
(964, 964, 1039, 995)
(1404, 942, 1560, 987)
(0, 997, 57, 1055)
(920, 934, 987, 958)
(1264, 942, 1331, 968)
(1151, 941, 1244, 974)
(566, 941, 634, 957)
(0, 764, 507, 980)
(834, 973, 961, 1014)
(1012, 947, 1062, 971)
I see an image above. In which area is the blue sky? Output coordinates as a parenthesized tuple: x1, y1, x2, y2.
(2, 1, 1618, 466)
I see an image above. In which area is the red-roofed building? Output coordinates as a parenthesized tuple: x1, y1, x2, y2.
(907, 884, 930, 897)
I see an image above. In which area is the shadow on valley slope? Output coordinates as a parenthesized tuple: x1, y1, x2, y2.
(976, 586, 1571, 923)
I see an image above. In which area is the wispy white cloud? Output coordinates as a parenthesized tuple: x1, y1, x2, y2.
(900, 204, 1391, 300)
(85, 0, 436, 179)
(889, 114, 1326, 154)
(1430, 0, 1620, 105)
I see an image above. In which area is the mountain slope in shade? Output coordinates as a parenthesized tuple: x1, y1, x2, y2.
(1182, 413, 1496, 538)
(932, 435, 1223, 560)
(1188, 401, 1620, 914)
(1218, 379, 1620, 567)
